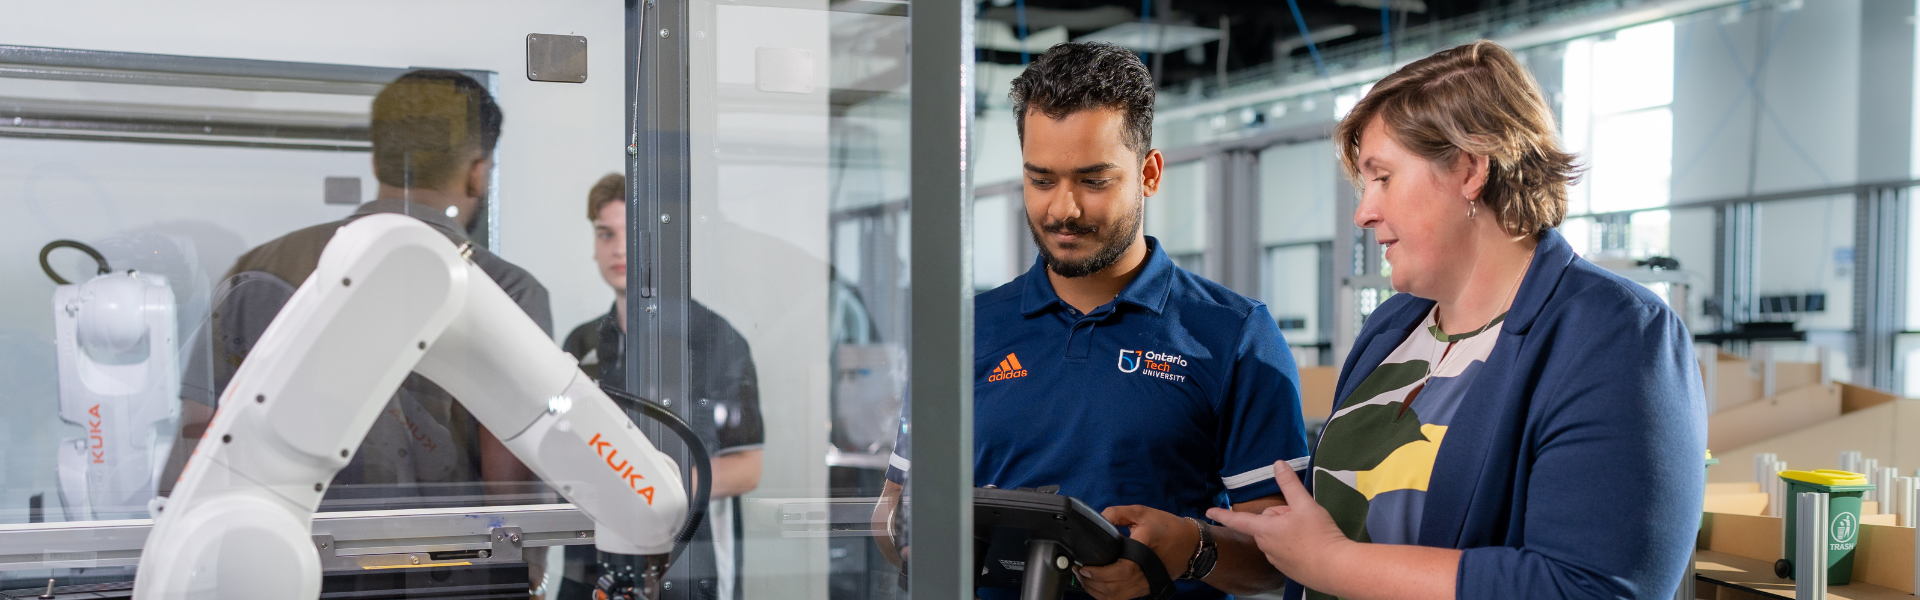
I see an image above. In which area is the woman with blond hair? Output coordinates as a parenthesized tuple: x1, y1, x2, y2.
(1082, 40, 1705, 600)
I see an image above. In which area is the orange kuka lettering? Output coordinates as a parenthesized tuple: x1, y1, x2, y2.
(589, 432, 655, 504)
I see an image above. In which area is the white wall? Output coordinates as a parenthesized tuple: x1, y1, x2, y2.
(1671, 1, 1862, 202)
(0, 0, 631, 338)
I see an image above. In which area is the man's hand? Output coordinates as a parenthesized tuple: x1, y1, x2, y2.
(1205, 461, 1351, 590)
(1075, 505, 1196, 600)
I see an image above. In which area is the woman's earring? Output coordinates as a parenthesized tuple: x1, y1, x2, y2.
(1467, 201, 1477, 220)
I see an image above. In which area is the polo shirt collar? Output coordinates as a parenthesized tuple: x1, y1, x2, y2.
(1018, 236, 1177, 317)
(353, 198, 472, 243)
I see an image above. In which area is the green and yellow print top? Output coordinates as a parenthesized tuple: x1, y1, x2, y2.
(1307, 307, 1503, 600)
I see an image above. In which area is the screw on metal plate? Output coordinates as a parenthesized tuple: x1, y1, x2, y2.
(411, 555, 421, 565)
(659, 29, 670, 38)
(662, 398, 672, 407)
(660, 214, 671, 224)
(510, 534, 522, 544)
(578, 530, 591, 538)
(479, 550, 491, 558)
(627, 144, 637, 155)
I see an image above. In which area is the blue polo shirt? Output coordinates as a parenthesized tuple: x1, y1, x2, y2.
(889, 237, 1308, 599)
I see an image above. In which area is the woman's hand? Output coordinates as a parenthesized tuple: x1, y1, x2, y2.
(1205, 461, 1353, 591)
(1074, 505, 1197, 600)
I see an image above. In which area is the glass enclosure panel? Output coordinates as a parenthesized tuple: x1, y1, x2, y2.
(1147, 160, 1208, 273)
(685, 0, 910, 598)
(1, 13, 631, 526)
(973, 194, 1025, 292)
(0, 2, 898, 597)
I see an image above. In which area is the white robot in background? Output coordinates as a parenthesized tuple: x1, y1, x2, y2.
(134, 215, 689, 600)
(42, 240, 180, 522)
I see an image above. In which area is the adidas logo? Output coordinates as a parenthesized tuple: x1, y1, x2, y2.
(987, 353, 1028, 382)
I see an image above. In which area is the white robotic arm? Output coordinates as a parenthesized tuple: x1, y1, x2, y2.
(132, 214, 689, 600)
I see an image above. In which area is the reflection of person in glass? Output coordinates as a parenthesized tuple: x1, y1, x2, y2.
(1188, 42, 1704, 600)
(872, 42, 1309, 600)
(559, 173, 765, 600)
(193, 70, 547, 496)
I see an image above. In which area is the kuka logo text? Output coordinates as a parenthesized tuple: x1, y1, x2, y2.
(589, 432, 656, 504)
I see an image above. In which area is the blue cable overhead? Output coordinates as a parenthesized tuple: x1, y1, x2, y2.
(1381, 1, 1392, 58)
(1285, 0, 1329, 79)
(1017, 0, 1030, 64)
(1138, 0, 1152, 64)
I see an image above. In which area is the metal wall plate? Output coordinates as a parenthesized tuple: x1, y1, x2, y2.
(324, 177, 362, 205)
(753, 47, 813, 94)
(525, 34, 588, 83)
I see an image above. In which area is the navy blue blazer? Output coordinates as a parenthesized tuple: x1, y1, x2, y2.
(1290, 229, 1707, 599)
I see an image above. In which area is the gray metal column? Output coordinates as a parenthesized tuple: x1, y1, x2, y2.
(1850, 0, 1916, 393)
(1853, 187, 1907, 392)
(1216, 149, 1263, 298)
(909, 0, 975, 599)
(1714, 203, 1755, 336)
(627, 0, 698, 596)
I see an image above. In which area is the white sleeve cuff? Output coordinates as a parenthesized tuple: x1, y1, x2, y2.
(1221, 456, 1310, 490)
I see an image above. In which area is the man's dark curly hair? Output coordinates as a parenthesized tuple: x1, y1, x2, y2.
(370, 69, 503, 189)
(1010, 42, 1155, 158)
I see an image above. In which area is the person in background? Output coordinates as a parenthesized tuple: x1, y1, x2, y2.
(558, 173, 765, 600)
(1187, 40, 1706, 600)
(200, 69, 546, 496)
(182, 69, 555, 596)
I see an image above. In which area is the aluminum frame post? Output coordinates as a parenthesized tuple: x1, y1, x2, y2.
(908, 0, 976, 599)
(1796, 492, 1828, 599)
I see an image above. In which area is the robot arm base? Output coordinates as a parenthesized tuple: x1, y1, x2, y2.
(132, 493, 320, 600)
(595, 552, 671, 600)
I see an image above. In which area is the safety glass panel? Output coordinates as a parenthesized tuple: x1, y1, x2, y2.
(675, 0, 911, 598)
(0, 4, 686, 597)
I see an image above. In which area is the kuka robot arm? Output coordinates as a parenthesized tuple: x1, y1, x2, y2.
(134, 214, 687, 599)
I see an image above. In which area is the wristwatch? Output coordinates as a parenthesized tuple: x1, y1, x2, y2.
(1181, 517, 1218, 580)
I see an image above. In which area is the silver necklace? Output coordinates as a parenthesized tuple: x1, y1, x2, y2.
(1427, 254, 1533, 378)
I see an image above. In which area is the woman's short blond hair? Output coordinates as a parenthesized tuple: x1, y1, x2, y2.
(1336, 40, 1580, 236)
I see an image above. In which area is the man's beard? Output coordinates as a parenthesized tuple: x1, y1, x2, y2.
(1029, 199, 1143, 278)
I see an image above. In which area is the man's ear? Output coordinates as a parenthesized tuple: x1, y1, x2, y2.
(1140, 149, 1164, 197)
(465, 155, 494, 198)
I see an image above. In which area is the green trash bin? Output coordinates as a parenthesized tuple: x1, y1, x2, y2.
(1702, 452, 1718, 529)
(1772, 469, 1873, 583)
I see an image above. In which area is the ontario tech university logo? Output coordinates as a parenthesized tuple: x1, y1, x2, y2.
(1118, 349, 1188, 383)
(988, 353, 1028, 382)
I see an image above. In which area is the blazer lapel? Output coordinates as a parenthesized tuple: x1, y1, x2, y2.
(1416, 229, 1579, 548)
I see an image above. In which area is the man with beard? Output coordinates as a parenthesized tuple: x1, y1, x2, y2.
(870, 42, 1307, 599)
